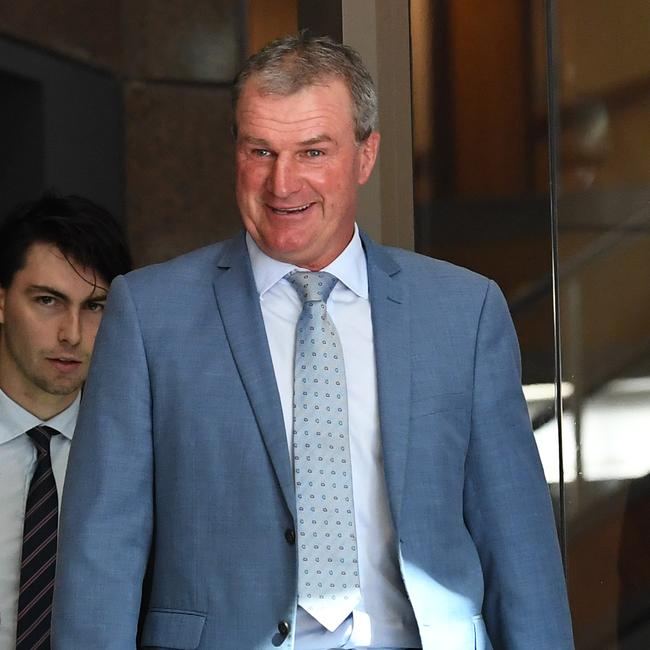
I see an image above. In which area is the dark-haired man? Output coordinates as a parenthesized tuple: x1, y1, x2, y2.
(0, 193, 131, 649)
(54, 34, 574, 649)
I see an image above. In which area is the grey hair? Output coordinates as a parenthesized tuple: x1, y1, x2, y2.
(232, 32, 378, 142)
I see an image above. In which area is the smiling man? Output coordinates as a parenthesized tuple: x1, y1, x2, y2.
(0, 193, 131, 649)
(53, 34, 574, 650)
(234, 78, 378, 271)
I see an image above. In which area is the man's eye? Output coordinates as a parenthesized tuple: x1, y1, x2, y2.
(86, 302, 105, 313)
(36, 296, 56, 306)
(253, 149, 272, 157)
(306, 149, 324, 158)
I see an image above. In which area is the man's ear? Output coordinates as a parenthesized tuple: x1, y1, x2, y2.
(0, 287, 5, 325)
(357, 131, 380, 186)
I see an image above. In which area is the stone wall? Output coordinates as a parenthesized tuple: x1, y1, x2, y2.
(0, 0, 245, 266)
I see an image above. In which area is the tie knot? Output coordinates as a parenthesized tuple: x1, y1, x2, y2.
(26, 425, 60, 454)
(287, 271, 338, 305)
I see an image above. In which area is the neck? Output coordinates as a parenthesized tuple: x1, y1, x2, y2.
(0, 383, 77, 421)
(0, 361, 77, 422)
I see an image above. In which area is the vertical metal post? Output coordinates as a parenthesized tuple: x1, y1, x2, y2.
(544, 0, 567, 571)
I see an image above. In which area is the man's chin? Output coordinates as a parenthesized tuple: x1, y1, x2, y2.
(258, 238, 312, 265)
(36, 377, 85, 398)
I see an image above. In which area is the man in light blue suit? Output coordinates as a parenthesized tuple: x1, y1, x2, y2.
(52, 34, 574, 649)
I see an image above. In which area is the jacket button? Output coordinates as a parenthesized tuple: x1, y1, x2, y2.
(285, 528, 296, 545)
(278, 620, 291, 636)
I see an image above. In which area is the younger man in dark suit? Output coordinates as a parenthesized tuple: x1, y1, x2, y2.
(0, 193, 131, 649)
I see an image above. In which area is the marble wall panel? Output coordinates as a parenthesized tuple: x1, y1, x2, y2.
(123, 0, 243, 82)
(125, 82, 240, 266)
(0, 0, 122, 71)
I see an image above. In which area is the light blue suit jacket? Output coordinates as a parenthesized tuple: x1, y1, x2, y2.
(52, 232, 574, 649)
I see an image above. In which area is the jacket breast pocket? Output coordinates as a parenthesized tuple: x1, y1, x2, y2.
(410, 390, 469, 420)
(140, 609, 207, 649)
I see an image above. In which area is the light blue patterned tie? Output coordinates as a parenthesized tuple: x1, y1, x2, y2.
(287, 271, 361, 631)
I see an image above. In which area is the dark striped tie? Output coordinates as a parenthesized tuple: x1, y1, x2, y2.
(16, 425, 60, 650)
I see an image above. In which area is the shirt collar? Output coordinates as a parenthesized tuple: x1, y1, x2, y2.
(245, 224, 368, 300)
(0, 388, 80, 444)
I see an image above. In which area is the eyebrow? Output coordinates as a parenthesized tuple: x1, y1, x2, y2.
(299, 135, 334, 147)
(240, 134, 335, 147)
(28, 284, 108, 302)
(240, 136, 270, 147)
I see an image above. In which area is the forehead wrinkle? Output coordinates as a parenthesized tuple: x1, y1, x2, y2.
(238, 109, 342, 142)
(236, 85, 354, 151)
(239, 102, 349, 129)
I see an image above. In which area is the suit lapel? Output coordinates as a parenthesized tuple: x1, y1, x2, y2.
(362, 233, 410, 528)
(212, 234, 295, 518)
(210, 232, 411, 524)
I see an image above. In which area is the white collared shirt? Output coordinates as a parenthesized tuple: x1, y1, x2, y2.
(0, 389, 79, 650)
(246, 227, 420, 649)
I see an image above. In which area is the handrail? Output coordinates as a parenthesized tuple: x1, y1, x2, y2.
(510, 197, 650, 316)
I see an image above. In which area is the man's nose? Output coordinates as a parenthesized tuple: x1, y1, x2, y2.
(266, 155, 302, 197)
(58, 311, 82, 346)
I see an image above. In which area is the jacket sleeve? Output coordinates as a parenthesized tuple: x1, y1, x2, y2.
(463, 280, 575, 649)
(52, 275, 153, 649)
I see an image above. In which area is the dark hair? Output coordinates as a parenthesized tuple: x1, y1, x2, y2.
(0, 192, 132, 289)
(232, 32, 378, 143)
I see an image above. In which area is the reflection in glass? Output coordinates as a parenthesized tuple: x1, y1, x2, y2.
(550, 0, 650, 647)
(410, 0, 650, 647)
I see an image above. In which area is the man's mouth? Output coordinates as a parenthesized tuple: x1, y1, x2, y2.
(268, 202, 313, 215)
(47, 357, 82, 372)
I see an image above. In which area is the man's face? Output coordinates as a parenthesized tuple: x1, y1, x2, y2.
(235, 77, 380, 270)
(0, 242, 108, 419)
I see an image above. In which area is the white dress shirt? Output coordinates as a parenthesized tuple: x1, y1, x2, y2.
(247, 228, 421, 650)
(0, 389, 79, 650)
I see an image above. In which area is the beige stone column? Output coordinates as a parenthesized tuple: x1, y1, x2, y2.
(342, 0, 414, 250)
